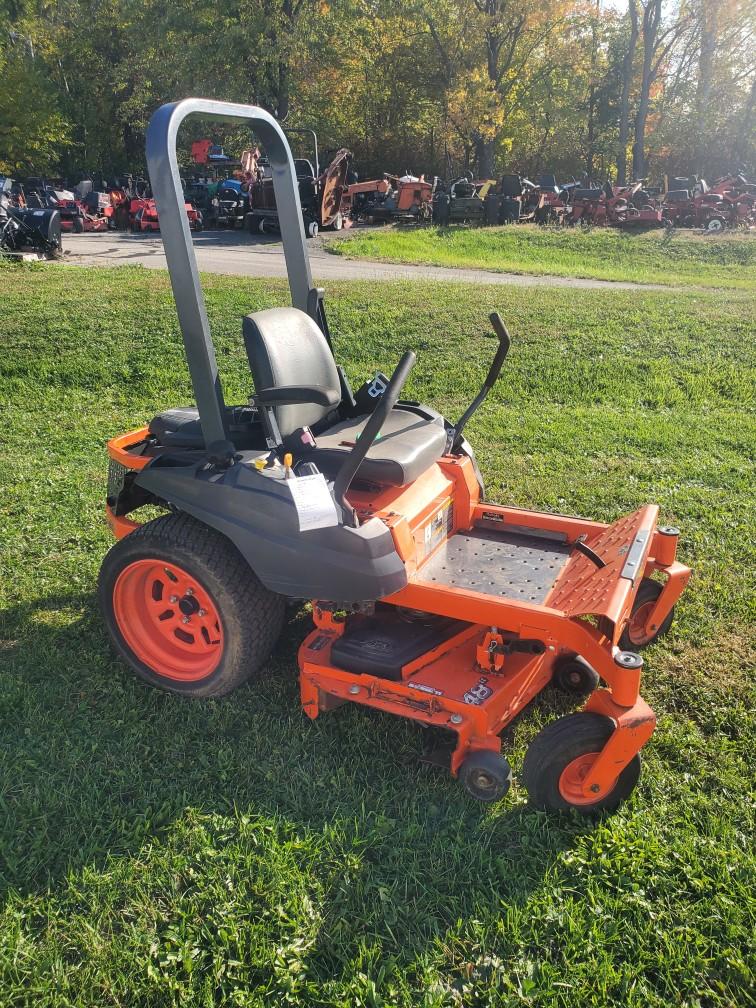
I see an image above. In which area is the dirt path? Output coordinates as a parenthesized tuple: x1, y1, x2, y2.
(64, 230, 676, 290)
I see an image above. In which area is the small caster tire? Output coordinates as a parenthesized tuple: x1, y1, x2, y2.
(523, 712, 641, 814)
(552, 655, 599, 696)
(306, 220, 319, 238)
(458, 750, 512, 803)
(331, 212, 343, 231)
(73, 217, 84, 233)
(619, 577, 674, 650)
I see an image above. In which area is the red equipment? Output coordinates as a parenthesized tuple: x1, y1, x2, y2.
(662, 188, 730, 231)
(568, 182, 665, 229)
(129, 197, 203, 233)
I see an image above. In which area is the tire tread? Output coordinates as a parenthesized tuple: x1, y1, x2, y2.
(99, 512, 284, 698)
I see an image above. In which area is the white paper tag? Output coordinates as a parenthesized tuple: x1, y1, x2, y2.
(286, 473, 340, 531)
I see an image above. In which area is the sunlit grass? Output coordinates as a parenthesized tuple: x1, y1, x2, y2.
(1, 260, 754, 1006)
(329, 225, 756, 290)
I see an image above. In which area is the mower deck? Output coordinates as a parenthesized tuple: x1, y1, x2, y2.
(299, 456, 689, 794)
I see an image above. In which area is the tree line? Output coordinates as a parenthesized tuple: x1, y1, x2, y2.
(1, 0, 754, 183)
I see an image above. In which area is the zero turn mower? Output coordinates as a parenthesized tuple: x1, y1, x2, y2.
(100, 99, 691, 813)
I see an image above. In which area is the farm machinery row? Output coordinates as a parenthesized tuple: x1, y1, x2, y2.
(348, 170, 756, 232)
(3, 174, 203, 237)
(8, 144, 751, 245)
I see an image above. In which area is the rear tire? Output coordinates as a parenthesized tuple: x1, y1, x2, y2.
(523, 713, 641, 814)
(99, 512, 285, 697)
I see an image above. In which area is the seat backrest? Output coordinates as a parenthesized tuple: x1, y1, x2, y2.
(499, 174, 522, 197)
(242, 307, 340, 437)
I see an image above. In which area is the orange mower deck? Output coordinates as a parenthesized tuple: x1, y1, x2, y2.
(299, 454, 689, 802)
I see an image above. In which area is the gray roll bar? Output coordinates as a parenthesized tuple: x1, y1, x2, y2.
(145, 99, 315, 448)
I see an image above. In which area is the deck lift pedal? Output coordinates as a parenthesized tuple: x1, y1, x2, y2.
(99, 99, 691, 812)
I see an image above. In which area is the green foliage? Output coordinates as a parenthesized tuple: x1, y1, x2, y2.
(1, 0, 753, 179)
(0, 261, 754, 1005)
(0, 48, 68, 174)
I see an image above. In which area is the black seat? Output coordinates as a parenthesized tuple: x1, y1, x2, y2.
(294, 159, 315, 180)
(242, 307, 447, 487)
(499, 174, 523, 198)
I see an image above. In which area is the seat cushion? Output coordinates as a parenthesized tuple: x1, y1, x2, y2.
(310, 408, 447, 487)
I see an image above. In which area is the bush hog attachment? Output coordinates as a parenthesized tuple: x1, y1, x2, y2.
(99, 99, 691, 813)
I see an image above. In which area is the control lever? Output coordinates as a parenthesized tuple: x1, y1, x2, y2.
(333, 350, 416, 527)
(451, 312, 511, 450)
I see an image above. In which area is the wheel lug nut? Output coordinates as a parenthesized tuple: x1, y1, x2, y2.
(185, 588, 194, 596)
(198, 608, 206, 617)
(169, 595, 178, 603)
(182, 616, 190, 624)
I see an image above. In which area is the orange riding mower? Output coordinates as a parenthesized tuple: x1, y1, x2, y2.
(99, 99, 691, 813)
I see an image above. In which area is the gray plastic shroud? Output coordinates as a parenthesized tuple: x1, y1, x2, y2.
(136, 459, 408, 600)
(146, 99, 316, 450)
(143, 100, 408, 602)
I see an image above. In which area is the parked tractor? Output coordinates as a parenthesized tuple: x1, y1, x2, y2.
(433, 175, 491, 226)
(247, 129, 352, 237)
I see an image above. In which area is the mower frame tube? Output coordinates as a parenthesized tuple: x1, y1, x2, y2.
(146, 99, 315, 450)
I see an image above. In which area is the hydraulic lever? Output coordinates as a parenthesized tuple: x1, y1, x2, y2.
(451, 312, 511, 450)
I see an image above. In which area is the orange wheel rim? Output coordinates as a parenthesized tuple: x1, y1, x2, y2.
(627, 600, 655, 646)
(113, 559, 223, 681)
(558, 752, 618, 805)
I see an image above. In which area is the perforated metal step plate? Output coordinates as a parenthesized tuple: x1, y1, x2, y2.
(417, 528, 570, 604)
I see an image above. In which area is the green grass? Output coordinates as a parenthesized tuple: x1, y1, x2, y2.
(329, 225, 756, 290)
(1, 260, 755, 1007)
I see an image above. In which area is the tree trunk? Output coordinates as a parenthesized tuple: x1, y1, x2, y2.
(733, 77, 756, 167)
(475, 136, 496, 179)
(632, 0, 661, 180)
(694, 0, 718, 174)
(585, 0, 600, 177)
(277, 59, 289, 121)
(617, 0, 639, 184)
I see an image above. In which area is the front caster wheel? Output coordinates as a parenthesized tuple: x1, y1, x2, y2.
(99, 512, 285, 697)
(523, 713, 641, 814)
(619, 577, 674, 650)
(552, 655, 599, 696)
(458, 750, 512, 803)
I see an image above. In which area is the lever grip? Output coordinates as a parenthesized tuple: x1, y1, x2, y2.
(484, 312, 511, 390)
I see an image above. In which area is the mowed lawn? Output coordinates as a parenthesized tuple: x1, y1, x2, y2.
(1, 261, 754, 1007)
(329, 225, 756, 291)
